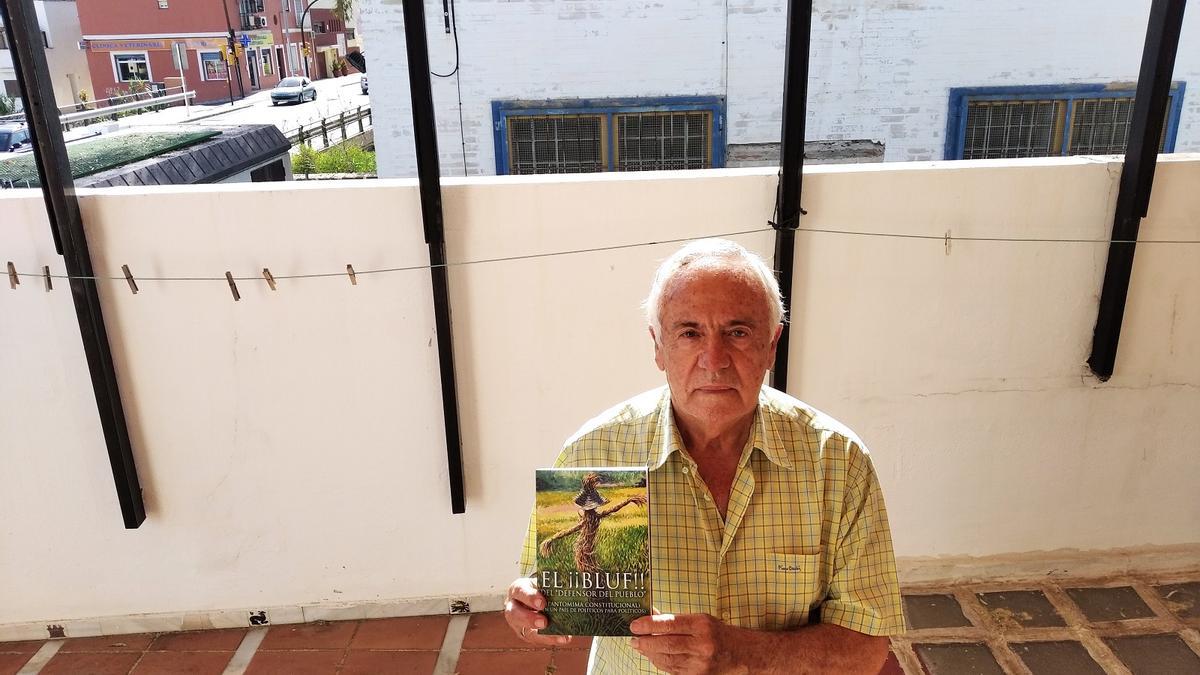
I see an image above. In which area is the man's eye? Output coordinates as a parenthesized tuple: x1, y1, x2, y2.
(729, 329, 748, 338)
(680, 330, 700, 339)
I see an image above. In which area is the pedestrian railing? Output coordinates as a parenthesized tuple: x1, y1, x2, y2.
(283, 106, 372, 148)
(59, 89, 197, 130)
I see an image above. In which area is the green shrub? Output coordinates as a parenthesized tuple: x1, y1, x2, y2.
(297, 145, 376, 175)
(293, 145, 318, 175)
(345, 146, 376, 173)
(315, 146, 351, 173)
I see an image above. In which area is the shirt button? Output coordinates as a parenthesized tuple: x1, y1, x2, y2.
(681, 466, 689, 474)
(704, 493, 712, 501)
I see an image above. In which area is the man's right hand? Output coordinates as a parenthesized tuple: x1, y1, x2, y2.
(504, 577, 574, 646)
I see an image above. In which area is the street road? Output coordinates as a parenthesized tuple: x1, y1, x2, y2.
(121, 74, 369, 137)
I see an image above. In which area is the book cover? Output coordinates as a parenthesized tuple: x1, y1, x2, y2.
(535, 467, 651, 636)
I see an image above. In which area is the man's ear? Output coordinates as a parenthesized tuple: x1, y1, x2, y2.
(768, 324, 783, 361)
(649, 327, 666, 372)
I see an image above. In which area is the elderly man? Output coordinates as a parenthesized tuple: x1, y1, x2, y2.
(506, 239, 904, 674)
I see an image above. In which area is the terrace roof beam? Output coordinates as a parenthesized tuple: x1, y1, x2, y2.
(1, 0, 146, 527)
(770, 0, 813, 392)
(402, 0, 466, 514)
(1088, 0, 1188, 380)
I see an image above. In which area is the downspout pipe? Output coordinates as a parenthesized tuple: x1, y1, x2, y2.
(401, 0, 467, 514)
(1087, 0, 1187, 380)
(1, 0, 146, 528)
(770, 0, 812, 393)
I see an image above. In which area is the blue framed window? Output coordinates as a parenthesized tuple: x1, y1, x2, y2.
(945, 83, 1186, 160)
(492, 97, 725, 175)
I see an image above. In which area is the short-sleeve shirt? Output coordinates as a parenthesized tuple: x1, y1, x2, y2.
(519, 385, 905, 674)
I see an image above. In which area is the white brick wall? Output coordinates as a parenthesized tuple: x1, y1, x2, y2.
(360, 0, 1200, 177)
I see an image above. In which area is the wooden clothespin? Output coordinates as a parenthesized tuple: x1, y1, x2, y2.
(346, 264, 357, 286)
(7, 262, 19, 289)
(262, 268, 277, 291)
(121, 265, 139, 294)
(43, 266, 52, 292)
(225, 271, 241, 301)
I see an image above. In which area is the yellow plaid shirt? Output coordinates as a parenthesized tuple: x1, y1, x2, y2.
(520, 385, 905, 674)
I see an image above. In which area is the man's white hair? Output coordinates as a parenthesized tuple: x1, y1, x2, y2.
(643, 238, 786, 342)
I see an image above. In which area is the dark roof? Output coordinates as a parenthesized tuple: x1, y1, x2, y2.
(78, 125, 290, 188)
(0, 130, 219, 187)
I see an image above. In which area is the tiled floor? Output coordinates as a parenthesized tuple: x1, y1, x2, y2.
(2, 573, 1197, 674)
(0, 613, 591, 675)
(896, 574, 1200, 674)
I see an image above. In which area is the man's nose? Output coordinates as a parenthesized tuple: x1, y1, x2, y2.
(698, 336, 731, 370)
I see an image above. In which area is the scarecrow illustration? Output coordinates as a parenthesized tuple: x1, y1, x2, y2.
(539, 472, 648, 592)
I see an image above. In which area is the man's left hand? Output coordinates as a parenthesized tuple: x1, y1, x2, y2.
(629, 613, 745, 675)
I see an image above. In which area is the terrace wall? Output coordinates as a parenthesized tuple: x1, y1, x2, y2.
(1, 156, 1197, 631)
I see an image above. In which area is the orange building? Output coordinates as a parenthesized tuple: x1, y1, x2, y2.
(75, 0, 349, 105)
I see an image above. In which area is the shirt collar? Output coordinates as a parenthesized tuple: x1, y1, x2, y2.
(649, 386, 793, 470)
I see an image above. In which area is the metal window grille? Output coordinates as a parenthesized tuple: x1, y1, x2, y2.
(1068, 97, 1168, 155)
(962, 100, 1063, 160)
(507, 115, 606, 175)
(615, 111, 711, 171)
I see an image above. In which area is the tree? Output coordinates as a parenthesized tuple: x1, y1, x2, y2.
(333, 0, 353, 21)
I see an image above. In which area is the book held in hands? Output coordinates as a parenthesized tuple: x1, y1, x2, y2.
(535, 467, 651, 637)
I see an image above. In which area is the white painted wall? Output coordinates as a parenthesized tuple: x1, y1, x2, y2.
(359, 0, 1200, 177)
(0, 156, 1197, 630)
(39, 0, 93, 109)
(1, 1, 92, 110)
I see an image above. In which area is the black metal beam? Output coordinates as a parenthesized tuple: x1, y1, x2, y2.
(1088, 0, 1187, 381)
(1, 0, 145, 527)
(770, 0, 812, 392)
(402, 0, 466, 514)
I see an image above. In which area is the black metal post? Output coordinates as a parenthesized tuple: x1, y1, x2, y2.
(299, 0, 321, 78)
(402, 0, 466, 514)
(1087, 0, 1187, 381)
(221, 0, 245, 99)
(1, 0, 146, 528)
(770, 0, 812, 392)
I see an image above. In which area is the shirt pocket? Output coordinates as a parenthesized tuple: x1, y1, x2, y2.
(761, 552, 822, 630)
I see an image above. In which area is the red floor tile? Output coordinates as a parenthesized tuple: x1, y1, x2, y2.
(60, 633, 155, 652)
(880, 650, 904, 675)
(0, 640, 45, 654)
(455, 650, 553, 675)
(259, 621, 358, 650)
(0, 653, 34, 675)
(40, 651, 142, 675)
(549, 648, 590, 675)
(349, 616, 449, 651)
(339, 650, 439, 675)
(130, 650, 234, 674)
(461, 612, 537, 650)
(244, 649, 344, 675)
(559, 636, 593, 651)
(150, 628, 247, 651)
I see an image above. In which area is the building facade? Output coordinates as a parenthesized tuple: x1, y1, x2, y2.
(281, 1, 362, 84)
(359, 0, 1200, 178)
(74, 0, 357, 106)
(1, 0, 94, 111)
